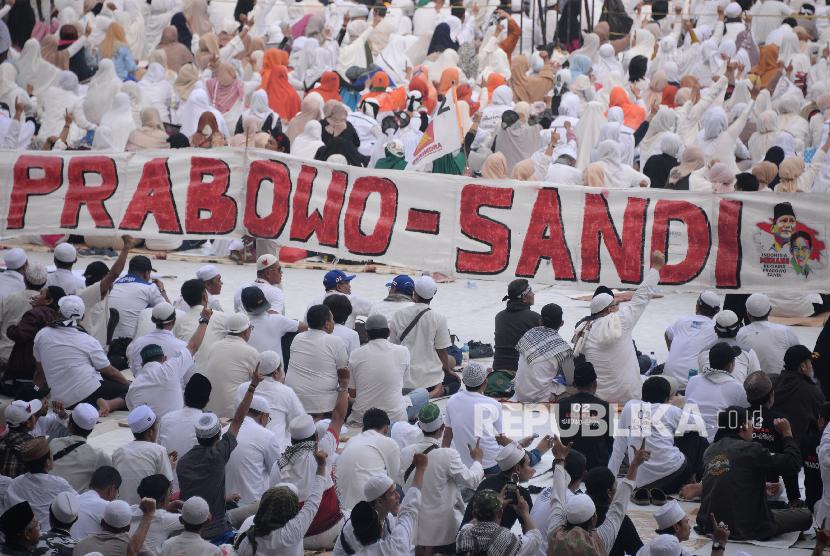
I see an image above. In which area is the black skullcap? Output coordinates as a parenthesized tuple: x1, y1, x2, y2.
(0, 501, 35, 536)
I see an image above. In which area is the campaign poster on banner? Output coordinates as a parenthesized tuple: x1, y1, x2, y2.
(410, 90, 463, 168)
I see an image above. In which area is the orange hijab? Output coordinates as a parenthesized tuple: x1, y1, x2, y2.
(311, 71, 341, 102)
(457, 83, 479, 115)
(751, 45, 781, 91)
(608, 87, 646, 129)
(260, 64, 301, 120)
(437, 67, 460, 96)
(486, 73, 508, 103)
(408, 76, 436, 114)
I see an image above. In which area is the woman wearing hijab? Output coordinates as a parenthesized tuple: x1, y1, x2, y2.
(481, 152, 509, 179)
(285, 93, 322, 142)
(375, 139, 407, 170)
(173, 63, 200, 103)
(697, 102, 755, 173)
(643, 132, 682, 188)
(574, 101, 606, 170)
(775, 92, 810, 152)
(608, 87, 645, 131)
(604, 107, 636, 166)
(177, 87, 229, 138)
(763, 146, 786, 188)
(627, 54, 649, 94)
(92, 92, 137, 151)
(572, 34, 601, 64)
(637, 105, 677, 163)
(207, 62, 244, 131)
(583, 162, 606, 186)
(510, 55, 554, 103)
(493, 109, 541, 174)
(15, 38, 59, 96)
(569, 54, 593, 80)
(126, 107, 169, 150)
(40, 34, 69, 70)
(58, 25, 97, 83)
(158, 25, 194, 71)
(185, 0, 212, 37)
(750, 45, 781, 92)
(555, 0, 582, 51)
(310, 71, 341, 103)
(747, 110, 780, 163)
(666, 146, 705, 190)
(751, 160, 778, 190)
(171, 12, 193, 49)
(594, 140, 650, 187)
(314, 135, 369, 167)
(195, 32, 220, 71)
(700, 163, 736, 193)
(36, 70, 93, 142)
(189, 111, 226, 148)
(291, 120, 325, 159)
(99, 22, 137, 80)
(237, 89, 281, 138)
(137, 62, 174, 122)
(427, 22, 458, 56)
(437, 67, 460, 98)
(260, 55, 301, 120)
(511, 159, 536, 180)
(321, 99, 359, 147)
(775, 135, 830, 191)
(80, 58, 120, 126)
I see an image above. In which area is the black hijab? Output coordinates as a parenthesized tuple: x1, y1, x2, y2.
(314, 136, 370, 167)
(628, 55, 648, 82)
(764, 146, 785, 188)
(427, 23, 458, 56)
(642, 153, 679, 189)
(171, 12, 193, 49)
(8, 0, 36, 49)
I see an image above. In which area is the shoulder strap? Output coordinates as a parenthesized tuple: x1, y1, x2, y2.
(52, 441, 85, 461)
(339, 519, 357, 555)
(404, 444, 439, 483)
(399, 308, 431, 343)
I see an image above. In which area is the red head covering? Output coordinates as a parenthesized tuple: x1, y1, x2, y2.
(608, 87, 646, 129)
(370, 71, 390, 91)
(437, 67, 460, 96)
(486, 73, 508, 102)
(457, 83, 479, 115)
(260, 65, 300, 120)
(311, 71, 342, 102)
(409, 76, 436, 113)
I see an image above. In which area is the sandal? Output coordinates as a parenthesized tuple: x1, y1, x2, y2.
(631, 487, 651, 506)
(649, 488, 669, 506)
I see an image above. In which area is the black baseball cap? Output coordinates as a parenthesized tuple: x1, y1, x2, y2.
(128, 255, 155, 273)
(784, 345, 814, 371)
(573, 361, 597, 387)
(241, 286, 268, 314)
(709, 342, 741, 370)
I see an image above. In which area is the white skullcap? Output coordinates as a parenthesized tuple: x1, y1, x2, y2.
(249, 395, 270, 414)
(195, 413, 221, 439)
(392, 421, 424, 449)
(71, 403, 99, 431)
(653, 500, 686, 530)
(746, 293, 771, 318)
(348, 3, 369, 18)
(151, 302, 176, 322)
(715, 310, 740, 331)
(103, 500, 132, 529)
(258, 351, 282, 375)
(54, 243, 77, 263)
(555, 144, 578, 161)
(58, 295, 85, 320)
(25, 262, 48, 286)
(496, 445, 525, 471)
(565, 493, 596, 524)
(226, 313, 252, 334)
(127, 405, 156, 434)
(196, 264, 220, 281)
(3, 248, 27, 270)
(181, 496, 210, 526)
(414, 275, 437, 300)
(590, 293, 614, 315)
(462, 362, 488, 388)
(649, 534, 684, 556)
(274, 482, 299, 496)
(256, 254, 278, 272)
(289, 414, 316, 440)
(51, 491, 79, 523)
(725, 2, 742, 17)
(363, 474, 394, 501)
(698, 290, 721, 311)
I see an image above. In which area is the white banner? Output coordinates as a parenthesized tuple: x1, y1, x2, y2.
(1, 148, 829, 292)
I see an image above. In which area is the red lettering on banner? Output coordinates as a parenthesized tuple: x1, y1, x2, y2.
(455, 184, 513, 274)
(581, 194, 649, 284)
(186, 157, 236, 234)
(715, 199, 742, 288)
(61, 157, 118, 229)
(120, 158, 182, 233)
(289, 164, 347, 247)
(650, 199, 712, 285)
(344, 176, 398, 256)
(8, 155, 63, 229)
(244, 159, 292, 238)
(516, 188, 576, 280)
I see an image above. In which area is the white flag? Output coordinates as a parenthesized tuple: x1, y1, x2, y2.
(410, 89, 463, 168)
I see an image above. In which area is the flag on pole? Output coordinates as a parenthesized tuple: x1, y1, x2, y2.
(411, 87, 464, 169)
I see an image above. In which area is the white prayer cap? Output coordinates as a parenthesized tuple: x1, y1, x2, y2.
(127, 405, 156, 434)
(565, 493, 596, 524)
(71, 403, 99, 431)
(348, 3, 369, 18)
(413, 275, 437, 300)
(274, 482, 299, 496)
(256, 254, 279, 272)
(392, 421, 423, 449)
(653, 500, 686, 530)
(25, 262, 48, 286)
(195, 413, 221, 439)
(725, 2, 742, 17)
(50, 491, 79, 523)
(54, 243, 77, 263)
(363, 474, 394, 501)
(3, 248, 27, 270)
(496, 445, 525, 471)
(258, 351, 282, 375)
(289, 414, 316, 440)
(226, 313, 252, 334)
(181, 496, 210, 526)
(714, 310, 740, 333)
(249, 395, 270, 415)
(5, 399, 43, 426)
(151, 302, 176, 323)
(697, 290, 721, 311)
(103, 500, 132, 529)
(555, 144, 578, 161)
(196, 264, 220, 281)
(58, 295, 85, 320)
(462, 362, 487, 388)
(648, 534, 683, 556)
(590, 293, 614, 315)
(745, 293, 771, 318)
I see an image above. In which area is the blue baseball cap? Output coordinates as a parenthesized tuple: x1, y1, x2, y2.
(385, 274, 414, 295)
(323, 269, 356, 290)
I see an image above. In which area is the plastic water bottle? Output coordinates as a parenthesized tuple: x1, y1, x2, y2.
(461, 343, 470, 363)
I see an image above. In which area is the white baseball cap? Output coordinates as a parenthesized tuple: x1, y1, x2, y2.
(196, 265, 220, 281)
(226, 313, 252, 334)
(58, 295, 85, 320)
(3, 248, 27, 270)
(103, 500, 132, 529)
(414, 275, 437, 300)
(51, 491, 79, 523)
(5, 399, 43, 426)
(256, 254, 279, 272)
(54, 243, 77, 263)
(181, 496, 210, 526)
(127, 405, 156, 434)
(70, 403, 99, 432)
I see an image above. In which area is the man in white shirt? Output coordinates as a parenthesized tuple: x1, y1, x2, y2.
(233, 254, 285, 314)
(158, 373, 212, 461)
(107, 255, 169, 341)
(160, 496, 221, 556)
(49, 403, 111, 493)
(112, 405, 175, 505)
(685, 343, 750, 442)
(513, 303, 575, 403)
(202, 313, 260, 419)
(33, 295, 129, 416)
(0, 248, 28, 299)
(225, 395, 280, 505)
(0, 262, 46, 371)
(235, 351, 305, 452)
(241, 286, 304, 359)
(443, 362, 504, 473)
(698, 310, 761, 384)
(127, 302, 191, 377)
(749, 0, 794, 44)
(399, 403, 485, 552)
(334, 408, 401, 511)
(46, 243, 85, 295)
(324, 294, 360, 355)
(369, 274, 414, 320)
(174, 264, 224, 312)
(348, 313, 413, 425)
(663, 291, 721, 387)
(389, 275, 454, 396)
(737, 293, 799, 374)
(129, 474, 183, 554)
(70, 465, 121, 540)
(306, 269, 373, 328)
(285, 304, 349, 415)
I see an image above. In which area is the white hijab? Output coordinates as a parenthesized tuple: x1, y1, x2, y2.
(83, 59, 122, 125)
(243, 89, 279, 127)
(177, 87, 230, 138)
(291, 120, 325, 159)
(15, 38, 59, 96)
(92, 92, 137, 151)
(574, 101, 606, 170)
